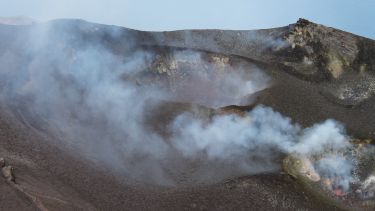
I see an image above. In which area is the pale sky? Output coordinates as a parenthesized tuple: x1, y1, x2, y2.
(1, 0, 374, 39)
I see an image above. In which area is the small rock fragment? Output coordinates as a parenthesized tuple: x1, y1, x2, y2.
(0, 157, 5, 168)
(1, 165, 15, 182)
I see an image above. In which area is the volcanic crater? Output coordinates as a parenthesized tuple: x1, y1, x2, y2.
(0, 18, 375, 210)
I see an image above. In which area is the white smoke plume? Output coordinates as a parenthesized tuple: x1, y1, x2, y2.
(0, 20, 354, 187)
(172, 106, 354, 188)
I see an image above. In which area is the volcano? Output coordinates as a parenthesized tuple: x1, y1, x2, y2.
(0, 18, 375, 210)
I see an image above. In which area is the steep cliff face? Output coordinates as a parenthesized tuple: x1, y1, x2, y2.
(0, 19, 375, 210)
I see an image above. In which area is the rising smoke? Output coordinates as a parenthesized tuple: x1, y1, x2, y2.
(0, 20, 355, 187)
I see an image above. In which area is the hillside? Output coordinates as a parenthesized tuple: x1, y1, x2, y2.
(0, 18, 375, 210)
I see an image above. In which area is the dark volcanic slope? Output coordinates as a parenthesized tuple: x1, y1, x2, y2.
(0, 18, 374, 210)
(0, 101, 339, 211)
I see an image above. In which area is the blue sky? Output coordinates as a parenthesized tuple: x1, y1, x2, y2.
(1, 0, 374, 39)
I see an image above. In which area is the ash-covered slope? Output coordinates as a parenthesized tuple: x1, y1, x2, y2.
(143, 18, 375, 138)
(0, 18, 374, 210)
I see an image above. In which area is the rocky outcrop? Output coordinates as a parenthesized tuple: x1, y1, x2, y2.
(1, 157, 15, 182)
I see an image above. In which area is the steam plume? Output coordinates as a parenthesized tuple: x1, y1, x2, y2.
(0, 20, 354, 187)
